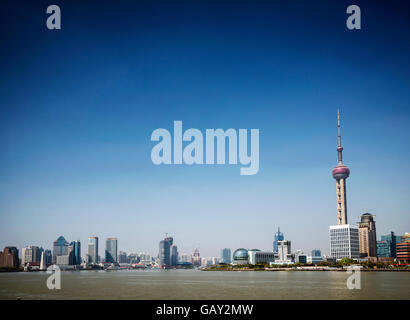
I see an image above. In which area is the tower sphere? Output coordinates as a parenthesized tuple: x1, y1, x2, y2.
(332, 164, 350, 180)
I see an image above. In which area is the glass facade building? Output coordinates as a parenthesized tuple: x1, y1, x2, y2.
(53, 236, 68, 264)
(105, 238, 118, 263)
(273, 227, 284, 252)
(220, 248, 231, 264)
(69, 240, 81, 265)
(233, 248, 249, 264)
(311, 249, 322, 257)
(170, 245, 178, 266)
(159, 239, 171, 267)
(380, 232, 402, 258)
(88, 236, 99, 264)
(377, 240, 391, 257)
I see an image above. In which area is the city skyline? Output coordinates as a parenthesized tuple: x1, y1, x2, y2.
(1, 1, 410, 257)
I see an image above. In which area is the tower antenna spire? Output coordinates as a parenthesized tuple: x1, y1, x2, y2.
(337, 109, 343, 164)
(337, 109, 341, 145)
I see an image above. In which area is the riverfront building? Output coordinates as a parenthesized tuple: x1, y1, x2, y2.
(329, 225, 360, 260)
(396, 233, 410, 263)
(53, 236, 68, 264)
(377, 232, 402, 258)
(22, 246, 41, 265)
(358, 213, 377, 257)
(70, 240, 81, 265)
(220, 248, 231, 264)
(273, 227, 284, 253)
(192, 248, 201, 267)
(274, 240, 294, 264)
(105, 238, 118, 263)
(0, 247, 19, 268)
(88, 236, 99, 264)
(159, 239, 171, 267)
(232, 248, 249, 265)
(170, 245, 178, 266)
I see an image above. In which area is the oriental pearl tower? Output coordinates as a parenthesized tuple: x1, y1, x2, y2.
(332, 110, 350, 225)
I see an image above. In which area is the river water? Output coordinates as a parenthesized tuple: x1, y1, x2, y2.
(0, 269, 409, 300)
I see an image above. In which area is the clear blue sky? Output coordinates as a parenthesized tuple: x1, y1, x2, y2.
(0, 0, 409, 258)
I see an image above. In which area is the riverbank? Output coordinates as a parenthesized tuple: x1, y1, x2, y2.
(202, 267, 410, 272)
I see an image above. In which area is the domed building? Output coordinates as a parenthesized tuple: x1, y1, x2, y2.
(232, 248, 249, 265)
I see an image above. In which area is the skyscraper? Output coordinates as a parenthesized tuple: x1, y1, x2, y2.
(328, 111, 359, 260)
(105, 238, 118, 263)
(273, 227, 284, 252)
(192, 248, 201, 267)
(170, 245, 178, 266)
(164, 236, 173, 247)
(220, 248, 231, 264)
(53, 236, 69, 264)
(332, 110, 350, 225)
(159, 239, 171, 267)
(88, 236, 99, 264)
(118, 251, 128, 264)
(0, 247, 19, 268)
(396, 233, 410, 263)
(22, 246, 40, 265)
(358, 213, 377, 257)
(69, 240, 81, 265)
(44, 249, 52, 265)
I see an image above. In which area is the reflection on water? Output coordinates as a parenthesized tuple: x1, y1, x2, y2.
(0, 269, 409, 300)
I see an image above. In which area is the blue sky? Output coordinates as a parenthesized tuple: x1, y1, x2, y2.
(0, 0, 409, 258)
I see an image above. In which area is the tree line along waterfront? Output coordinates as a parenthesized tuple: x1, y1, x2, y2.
(202, 259, 410, 272)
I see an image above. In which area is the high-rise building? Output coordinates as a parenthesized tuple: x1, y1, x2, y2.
(170, 245, 178, 266)
(74, 240, 81, 265)
(396, 233, 410, 263)
(69, 241, 81, 265)
(53, 236, 69, 264)
(159, 239, 171, 267)
(67, 243, 76, 265)
(379, 232, 402, 258)
(105, 238, 118, 263)
(276, 240, 293, 264)
(332, 110, 350, 225)
(21, 246, 40, 265)
(88, 236, 99, 264)
(220, 248, 231, 264)
(44, 249, 52, 265)
(329, 225, 360, 259)
(118, 251, 128, 264)
(358, 213, 377, 257)
(273, 227, 284, 253)
(0, 247, 19, 268)
(192, 248, 201, 267)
